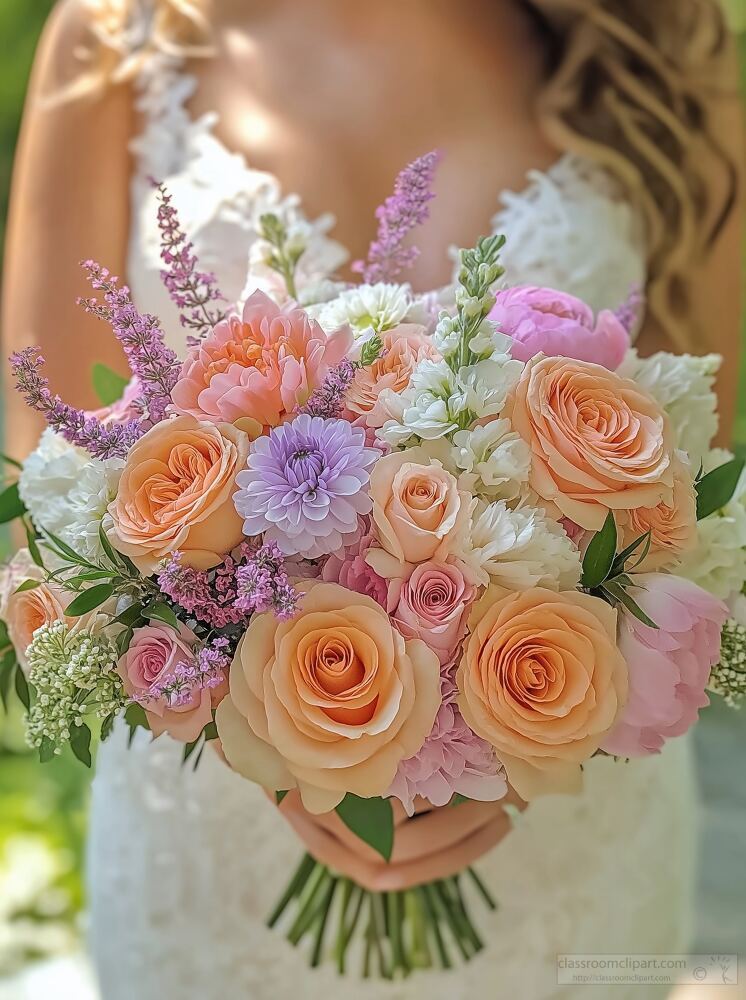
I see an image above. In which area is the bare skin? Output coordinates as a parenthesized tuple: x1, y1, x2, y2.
(1, 0, 743, 874)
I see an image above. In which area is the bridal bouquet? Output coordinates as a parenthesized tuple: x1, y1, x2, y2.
(2, 151, 746, 978)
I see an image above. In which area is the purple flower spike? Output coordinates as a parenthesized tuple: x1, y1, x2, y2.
(234, 414, 378, 559)
(152, 181, 226, 345)
(353, 150, 441, 283)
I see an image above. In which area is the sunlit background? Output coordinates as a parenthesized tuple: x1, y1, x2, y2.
(0, 1, 744, 997)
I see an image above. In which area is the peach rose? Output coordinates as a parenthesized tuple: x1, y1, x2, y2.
(4, 575, 69, 672)
(505, 356, 675, 530)
(367, 449, 471, 578)
(457, 587, 628, 799)
(170, 291, 353, 429)
(344, 325, 439, 429)
(107, 415, 250, 574)
(615, 457, 698, 571)
(215, 582, 441, 813)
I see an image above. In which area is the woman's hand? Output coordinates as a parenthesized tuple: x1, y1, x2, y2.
(274, 788, 527, 892)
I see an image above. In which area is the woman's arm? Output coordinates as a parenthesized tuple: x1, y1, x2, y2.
(2, 0, 133, 460)
(637, 37, 744, 444)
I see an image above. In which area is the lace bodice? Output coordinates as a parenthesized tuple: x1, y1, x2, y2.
(88, 38, 693, 1000)
(126, 54, 647, 354)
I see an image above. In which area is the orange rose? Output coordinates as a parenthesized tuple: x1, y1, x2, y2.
(457, 587, 628, 800)
(344, 325, 439, 429)
(615, 456, 698, 570)
(215, 582, 441, 813)
(505, 356, 674, 530)
(107, 415, 250, 574)
(367, 449, 470, 578)
(5, 577, 69, 671)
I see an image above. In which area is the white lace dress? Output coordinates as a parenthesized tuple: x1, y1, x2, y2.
(87, 53, 697, 1000)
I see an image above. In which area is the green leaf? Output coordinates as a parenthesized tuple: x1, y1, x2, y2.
(39, 736, 56, 763)
(14, 665, 31, 710)
(0, 649, 17, 711)
(0, 620, 8, 647)
(276, 790, 289, 805)
(98, 522, 123, 568)
(115, 603, 144, 628)
(696, 457, 745, 520)
(69, 722, 92, 767)
(336, 794, 394, 862)
(41, 529, 97, 569)
(92, 363, 129, 406)
(100, 712, 116, 742)
(24, 521, 44, 568)
(124, 702, 150, 747)
(0, 482, 26, 524)
(0, 451, 22, 470)
(14, 578, 41, 594)
(602, 580, 659, 630)
(144, 602, 180, 630)
(203, 720, 218, 742)
(450, 793, 471, 807)
(611, 531, 650, 575)
(65, 571, 116, 589)
(115, 627, 134, 658)
(581, 512, 617, 589)
(66, 583, 115, 617)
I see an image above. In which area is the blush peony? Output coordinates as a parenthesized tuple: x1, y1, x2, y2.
(107, 415, 249, 574)
(489, 285, 629, 369)
(170, 291, 352, 429)
(505, 356, 675, 531)
(601, 574, 727, 757)
(215, 582, 441, 813)
(457, 586, 628, 799)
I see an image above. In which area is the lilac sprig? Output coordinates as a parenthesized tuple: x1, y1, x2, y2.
(78, 261, 181, 425)
(158, 542, 298, 628)
(9, 347, 142, 459)
(298, 358, 357, 419)
(352, 150, 441, 284)
(614, 284, 644, 335)
(234, 540, 298, 621)
(152, 181, 226, 346)
(134, 637, 230, 708)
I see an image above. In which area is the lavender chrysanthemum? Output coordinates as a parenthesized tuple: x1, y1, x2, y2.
(234, 414, 378, 559)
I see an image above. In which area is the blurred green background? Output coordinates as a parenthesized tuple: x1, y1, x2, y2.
(0, 0, 744, 985)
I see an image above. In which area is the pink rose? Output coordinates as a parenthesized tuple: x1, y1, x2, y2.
(171, 291, 353, 429)
(388, 562, 475, 666)
(602, 574, 727, 757)
(489, 285, 629, 370)
(118, 623, 218, 743)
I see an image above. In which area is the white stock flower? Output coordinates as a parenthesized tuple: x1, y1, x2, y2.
(455, 499, 582, 590)
(377, 359, 468, 445)
(18, 429, 90, 537)
(59, 459, 124, 562)
(457, 358, 523, 419)
(468, 319, 514, 361)
(316, 282, 413, 338)
(617, 349, 720, 463)
(452, 419, 531, 501)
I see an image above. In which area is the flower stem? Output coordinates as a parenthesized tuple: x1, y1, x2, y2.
(267, 852, 316, 928)
(418, 884, 452, 969)
(310, 876, 338, 967)
(467, 865, 498, 910)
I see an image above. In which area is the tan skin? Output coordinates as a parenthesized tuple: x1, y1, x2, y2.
(2, 0, 743, 871)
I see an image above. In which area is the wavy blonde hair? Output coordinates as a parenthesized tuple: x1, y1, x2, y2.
(79, 0, 738, 348)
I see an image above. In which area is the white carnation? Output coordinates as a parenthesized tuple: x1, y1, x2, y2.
(617, 349, 720, 463)
(316, 283, 413, 338)
(18, 429, 90, 537)
(455, 500, 582, 590)
(452, 419, 531, 501)
(59, 460, 124, 562)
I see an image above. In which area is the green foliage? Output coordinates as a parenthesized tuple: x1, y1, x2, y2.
(92, 363, 130, 406)
(580, 512, 617, 589)
(0, 481, 25, 523)
(696, 457, 745, 520)
(335, 794, 394, 861)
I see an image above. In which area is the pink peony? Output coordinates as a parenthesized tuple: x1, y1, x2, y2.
(170, 291, 353, 429)
(118, 623, 220, 743)
(387, 561, 475, 666)
(489, 285, 629, 370)
(321, 522, 387, 606)
(388, 702, 508, 816)
(602, 574, 727, 757)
